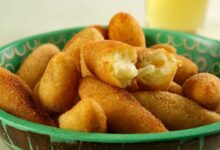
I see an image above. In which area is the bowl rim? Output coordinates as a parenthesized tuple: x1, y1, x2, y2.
(1, 109, 220, 143)
(1, 27, 220, 143)
(1, 26, 220, 50)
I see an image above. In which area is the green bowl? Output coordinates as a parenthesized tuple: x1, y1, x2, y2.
(1, 27, 220, 150)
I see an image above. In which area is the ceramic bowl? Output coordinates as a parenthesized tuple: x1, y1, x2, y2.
(1, 27, 220, 150)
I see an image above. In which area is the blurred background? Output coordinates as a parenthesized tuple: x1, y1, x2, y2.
(0, 0, 220, 46)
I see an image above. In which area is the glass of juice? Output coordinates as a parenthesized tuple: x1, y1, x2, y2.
(146, 0, 208, 33)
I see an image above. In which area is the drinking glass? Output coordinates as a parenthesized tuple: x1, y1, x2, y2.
(146, 0, 208, 33)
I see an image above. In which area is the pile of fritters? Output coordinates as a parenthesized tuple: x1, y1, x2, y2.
(1, 12, 220, 133)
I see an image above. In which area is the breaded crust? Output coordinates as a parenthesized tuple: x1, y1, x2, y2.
(168, 81, 183, 95)
(89, 25, 108, 39)
(174, 55, 198, 85)
(133, 91, 220, 130)
(59, 98, 107, 133)
(80, 47, 94, 77)
(183, 73, 220, 110)
(150, 44, 176, 54)
(108, 12, 146, 47)
(63, 27, 104, 72)
(17, 43, 59, 89)
(0, 67, 55, 126)
(79, 76, 167, 133)
(39, 52, 80, 114)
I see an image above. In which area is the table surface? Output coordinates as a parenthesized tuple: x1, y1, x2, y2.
(0, 139, 8, 150)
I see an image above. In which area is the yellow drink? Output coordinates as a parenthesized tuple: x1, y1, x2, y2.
(146, 0, 208, 32)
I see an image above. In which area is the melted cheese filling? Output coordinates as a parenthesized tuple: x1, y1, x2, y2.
(112, 53, 138, 87)
(137, 51, 174, 81)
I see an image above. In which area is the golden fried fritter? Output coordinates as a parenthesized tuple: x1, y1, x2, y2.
(168, 81, 183, 95)
(80, 48, 94, 77)
(150, 44, 176, 54)
(59, 98, 107, 133)
(33, 81, 40, 105)
(79, 76, 167, 133)
(136, 49, 179, 90)
(17, 43, 59, 89)
(89, 25, 108, 39)
(38, 52, 80, 114)
(174, 55, 198, 85)
(133, 91, 220, 130)
(0, 67, 55, 126)
(108, 12, 146, 47)
(63, 27, 104, 72)
(215, 106, 220, 114)
(82, 40, 138, 88)
(183, 73, 220, 110)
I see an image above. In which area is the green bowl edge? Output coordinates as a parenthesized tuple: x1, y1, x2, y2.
(1, 26, 220, 50)
(145, 27, 220, 44)
(1, 109, 220, 143)
(0, 26, 85, 50)
(0, 27, 220, 144)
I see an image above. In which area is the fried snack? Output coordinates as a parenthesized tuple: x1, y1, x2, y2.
(133, 91, 220, 130)
(150, 43, 176, 54)
(59, 98, 107, 133)
(63, 27, 104, 72)
(168, 81, 183, 95)
(215, 106, 220, 114)
(38, 52, 80, 114)
(82, 40, 138, 88)
(0, 67, 55, 126)
(33, 81, 40, 104)
(17, 43, 59, 89)
(174, 55, 198, 85)
(80, 48, 94, 77)
(33, 81, 48, 113)
(136, 49, 179, 90)
(79, 77, 167, 133)
(108, 12, 146, 47)
(183, 73, 220, 110)
(136, 47, 151, 59)
(89, 25, 108, 39)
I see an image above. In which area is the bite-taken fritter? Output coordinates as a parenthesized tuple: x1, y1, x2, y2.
(79, 76, 167, 133)
(0, 67, 55, 126)
(82, 40, 138, 88)
(17, 43, 59, 89)
(108, 12, 146, 47)
(136, 48, 179, 90)
(133, 91, 220, 130)
(63, 27, 104, 72)
(174, 55, 198, 85)
(183, 73, 220, 110)
(168, 81, 183, 95)
(59, 98, 107, 133)
(38, 52, 80, 114)
(150, 43, 176, 54)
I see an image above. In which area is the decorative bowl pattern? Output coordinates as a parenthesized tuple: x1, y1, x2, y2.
(0, 27, 220, 150)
